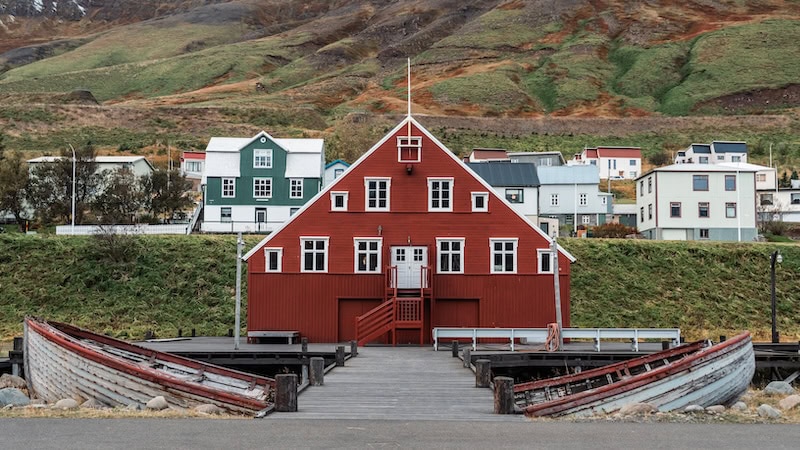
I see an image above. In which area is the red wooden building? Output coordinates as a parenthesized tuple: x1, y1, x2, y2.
(243, 117, 574, 345)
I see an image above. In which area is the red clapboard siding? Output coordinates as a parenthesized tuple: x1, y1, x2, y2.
(245, 118, 573, 342)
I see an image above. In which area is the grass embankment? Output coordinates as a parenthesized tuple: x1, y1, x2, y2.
(0, 235, 798, 342)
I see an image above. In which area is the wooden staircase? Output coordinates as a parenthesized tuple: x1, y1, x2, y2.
(355, 265, 431, 346)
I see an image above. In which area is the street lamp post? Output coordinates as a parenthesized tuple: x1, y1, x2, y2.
(770, 250, 783, 343)
(68, 144, 76, 235)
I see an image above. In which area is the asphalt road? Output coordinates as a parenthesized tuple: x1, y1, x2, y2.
(0, 418, 797, 449)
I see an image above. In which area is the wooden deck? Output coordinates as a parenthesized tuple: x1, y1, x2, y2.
(270, 346, 524, 422)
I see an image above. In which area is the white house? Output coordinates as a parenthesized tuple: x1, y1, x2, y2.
(636, 164, 758, 241)
(28, 155, 155, 178)
(570, 146, 642, 179)
(675, 141, 748, 165)
(323, 159, 350, 186)
(537, 165, 612, 236)
(180, 151, 205, 191)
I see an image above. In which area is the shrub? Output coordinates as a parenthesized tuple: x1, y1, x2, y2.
(592, 223, 637, 238)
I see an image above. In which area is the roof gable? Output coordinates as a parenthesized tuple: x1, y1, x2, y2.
(244, 117, 574, 262)
(596, 147, 642, 158)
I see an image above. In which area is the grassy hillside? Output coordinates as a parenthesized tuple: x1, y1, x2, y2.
(1, 234, 798, 343)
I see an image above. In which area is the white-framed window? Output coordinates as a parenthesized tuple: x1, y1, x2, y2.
(428, 178, 453, 211)
(334, 168, 344, 178)
(506, 189, 523, 203)
(398, 136, 422, 163)
(264, 248, 282, 272)
(601, 196, 607, 205)
(471, 192, 489, 212)
(717, 155, 724, 161)
(648, 177, 652, 193)
(290, 178, 303, 199)
(301, 237, 329, 272)
(365, 178, 390, 211)
(550, 194, 559, 206)
(253, 177, 272, 198)
(222, 178, 235, 198)
(221, 207, 232, 222)
(579, 193, 587, 206)
(537, 249, 553, 274)
(582, 215, 591, 224)
(648, 204, 653, 220)
(700, 229, 710, 239)
(254, 149, 273, 168)
(437, 238, 464, 274)
(331, 191, 349, 211)
(732, 155, 742, 162)
(354, 238, 382, 273)
(490, 238, 517, 274)
(699, 156, 709, 164)
(756, 173, 767, 182)
(629, 159, 636, 166)
(185, 161, 202, 173)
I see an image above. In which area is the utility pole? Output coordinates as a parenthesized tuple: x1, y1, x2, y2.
(234, 233, 243, 350)
(551, 237, 563, 349)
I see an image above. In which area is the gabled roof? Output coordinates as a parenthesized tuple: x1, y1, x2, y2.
(712, 141, 747, 154)
(203, 132, 323, 180)
(537, 165, 600, 184)
(243, 116, 575, 262)
(690, 144, 711, 154)
(325, 159, 350, 169)
(596, 147, 642, 158)
(466, 162, 540, 187)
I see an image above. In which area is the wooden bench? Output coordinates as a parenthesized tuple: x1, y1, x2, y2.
(247, 331, 300, 344)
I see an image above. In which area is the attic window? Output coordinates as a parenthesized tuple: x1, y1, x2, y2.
(398, 136, 421, 163)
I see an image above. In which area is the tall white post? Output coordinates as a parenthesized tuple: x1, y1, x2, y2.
(551, 237, 563, 349)
(573, 183, 578, 235)
(234, 232, 243, 350)
(737, 167, 741, 242)
(69, 144, 76, 235)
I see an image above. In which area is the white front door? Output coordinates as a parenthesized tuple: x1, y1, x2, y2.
(391, 246, 427, 289)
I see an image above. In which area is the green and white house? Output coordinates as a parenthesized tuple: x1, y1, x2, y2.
(201, 131, 324, 233)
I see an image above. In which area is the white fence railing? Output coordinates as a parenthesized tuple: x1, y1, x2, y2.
(56, 224, 189, 235)
(432, 327, 681, 352)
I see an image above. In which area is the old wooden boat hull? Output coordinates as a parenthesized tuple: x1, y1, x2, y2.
(514, 332, 755, 417)
(23, 318, 275, 415)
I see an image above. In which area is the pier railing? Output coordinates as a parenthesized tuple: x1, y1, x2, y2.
(432, 327, 681, 352)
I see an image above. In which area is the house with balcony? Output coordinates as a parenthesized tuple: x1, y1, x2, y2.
(636, 164, 758, 241)
(570, 146, 642, 180)
(201, 132, 324, 233)
(675, 141, 748, 165)
(180, 151, 205, 191)
(242, 116, 574, 345)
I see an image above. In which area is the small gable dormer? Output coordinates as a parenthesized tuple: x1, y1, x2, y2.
(398, 136, 422, 163)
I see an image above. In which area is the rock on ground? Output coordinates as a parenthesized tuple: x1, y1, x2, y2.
(53, 398, 79, 410)
(194, 404, 224, 415)
(731, 401, 748, 411)
(757, 404, 782, 419)
(146, 396, 169, 411)
(683, 404, 705, 413)
(0, 374, 27, 390)
(618, 403, 656, 416)
(81, 398, 108, 409)
(778, 394, 800, 411)
(0, 388, 30, 407)
(764, 381, 796, 396)
(705, 405, 726, 414)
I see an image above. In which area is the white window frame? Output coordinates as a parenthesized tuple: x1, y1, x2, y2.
(471, 192, 489, 212)
(354, 238, 382, 273)
(436, 238, 465, 274)
(537, 249, 553, 274)
(726, 202, 737, 218)
(300, 237, 329, 273)
(428, 177, 454, 212)
(579, 193, 587, 206)
(264, 248, 283, 272)
(582, 215, 591, 224)
(489, 238, 518, 274)
(222, 178, 235, 198)
(253, 149, 273, 168)
(220, 207, 232, 222)
(253, 177, 272, 199)
(365, 177, 391, 211)
(550, 193, 559, 206)
(290, 178, 303, 199)
(330, 191, 349, 211)
(397, 136, 422, 163)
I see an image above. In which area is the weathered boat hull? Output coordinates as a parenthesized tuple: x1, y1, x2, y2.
(515, 332, 755, 417)
(24, 318, 274, 415)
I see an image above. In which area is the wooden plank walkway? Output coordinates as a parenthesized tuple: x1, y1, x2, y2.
(271, 347, 525, 422)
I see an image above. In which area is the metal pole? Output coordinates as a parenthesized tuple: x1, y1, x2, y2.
(69, 144, 76, 235)
(551, 237, 563, 349)
(234, 232, 243, 350)
(771, 250, 778, 343)
(737, 167, 741, 242)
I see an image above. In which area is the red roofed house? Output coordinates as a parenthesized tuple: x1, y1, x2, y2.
(572, 146, 642, 180)
(180, 151, 206, 191)
(243, 117, 574, 345)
